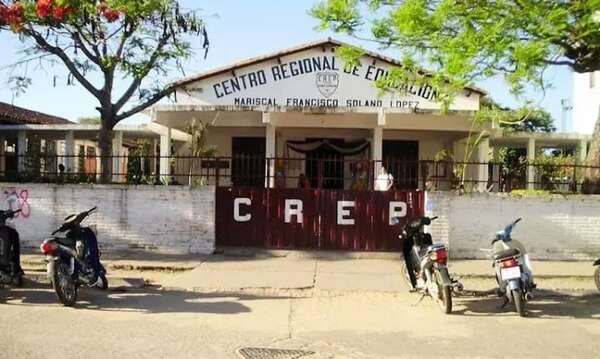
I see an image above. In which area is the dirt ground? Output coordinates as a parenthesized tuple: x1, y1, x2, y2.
(1, 274, 599, 359)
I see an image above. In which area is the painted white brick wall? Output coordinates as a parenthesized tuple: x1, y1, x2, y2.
(2, 184, 215, 255)
(426, 192, 600, 260)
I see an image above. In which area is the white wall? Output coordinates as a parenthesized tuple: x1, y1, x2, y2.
(426, 192, 600, 260)
(2, 184, 215, 254)
(573, 71, 600, 134)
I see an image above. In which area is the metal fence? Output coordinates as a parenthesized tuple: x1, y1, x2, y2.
(1, 153, 599, 193)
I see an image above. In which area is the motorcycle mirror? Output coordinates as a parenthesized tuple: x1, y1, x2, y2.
(421, 217, 431, 226)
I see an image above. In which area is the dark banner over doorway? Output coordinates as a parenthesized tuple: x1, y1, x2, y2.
(216, 187, 425, 251)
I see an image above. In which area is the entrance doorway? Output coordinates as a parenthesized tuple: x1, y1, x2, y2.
(383, 140, 419, 189)
(231, 137, 265, 187)
(305, 138, 344, 189)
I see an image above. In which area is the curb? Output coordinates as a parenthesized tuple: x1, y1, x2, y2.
(159, 285, 598, 299)
(21, 272, 147, 289)
(21, 263, 197, 273)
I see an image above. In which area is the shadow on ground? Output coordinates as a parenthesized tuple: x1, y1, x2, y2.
(1, 283, 290, 315)
(454, 289, 600, 319)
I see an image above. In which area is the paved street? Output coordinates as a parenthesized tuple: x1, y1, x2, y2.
(1, 275, 599, 359)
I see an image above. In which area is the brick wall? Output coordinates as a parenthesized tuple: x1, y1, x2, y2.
(4, 184, 598, 260)
(426, 192, 600, 260)
(2, 184, 215, 254)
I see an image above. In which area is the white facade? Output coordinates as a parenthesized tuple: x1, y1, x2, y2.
(573, 71, 600, 134)
(177, 44, 481, 112)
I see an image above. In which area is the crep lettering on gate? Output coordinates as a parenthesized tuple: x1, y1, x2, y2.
(233, 198, 407, 225)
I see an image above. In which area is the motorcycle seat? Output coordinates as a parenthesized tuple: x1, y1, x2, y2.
(53, 237, 76, 248)
(426, 243, 446, 253)
(493, 248, 520, 261)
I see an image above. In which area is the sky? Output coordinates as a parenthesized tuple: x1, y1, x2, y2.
(0, 0, 573, 127)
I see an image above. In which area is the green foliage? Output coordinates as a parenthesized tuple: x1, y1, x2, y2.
(311, 0, 600, 100)
(78, 117, 101, 125)
(126, 139, 155, 185)
(479, 98, 556, 133)
(532, 153, 576, 192)
(509, 189, 554, 198)
(187, 119, 217, 158)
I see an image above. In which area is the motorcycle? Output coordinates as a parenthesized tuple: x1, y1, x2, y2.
(490, 218, 535, 317)
(40, 207, 108, 306)
(594, 257, 600, 292)
(0, 209, 24, 288)
(397, 216, 462, 314)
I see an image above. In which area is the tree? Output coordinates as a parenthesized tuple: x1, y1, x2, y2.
(0, 0, 209, 183)
(78, 116, 101, 125)
(311, 0, 600, 166)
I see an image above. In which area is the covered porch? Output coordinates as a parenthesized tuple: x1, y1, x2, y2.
(0, 123, 185, 183)
(152, 105, 492, 190)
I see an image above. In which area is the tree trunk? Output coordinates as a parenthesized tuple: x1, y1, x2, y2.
(99, 120, 114, 184)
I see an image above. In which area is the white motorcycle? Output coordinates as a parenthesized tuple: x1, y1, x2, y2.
(490, 218, 535, 317)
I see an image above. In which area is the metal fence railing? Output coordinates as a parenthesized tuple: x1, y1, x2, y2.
(1, 153, 600, 193)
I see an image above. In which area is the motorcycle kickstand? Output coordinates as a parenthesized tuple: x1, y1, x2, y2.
(412, 291, 428, 306)
(498, 296, 510, 310)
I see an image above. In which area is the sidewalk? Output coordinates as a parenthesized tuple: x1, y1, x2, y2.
(20, 251, 597, 293)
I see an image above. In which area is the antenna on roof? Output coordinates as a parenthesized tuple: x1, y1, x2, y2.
(561, 99, 573, 133)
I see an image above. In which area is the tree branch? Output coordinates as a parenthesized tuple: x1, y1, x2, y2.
(115, 84, 177, 122)
(72, 32, 102, 66)
(114, 24, 171, 112)
(24, 28, 102, 99)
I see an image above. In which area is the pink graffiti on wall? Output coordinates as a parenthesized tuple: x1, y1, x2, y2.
(4, 188, 31, 218)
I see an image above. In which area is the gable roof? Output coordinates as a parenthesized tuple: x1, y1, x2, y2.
(175, 38, 486, 95)
(0, 101, 73, 125)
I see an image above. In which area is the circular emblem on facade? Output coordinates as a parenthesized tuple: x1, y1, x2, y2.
(316, 71, 339, 98)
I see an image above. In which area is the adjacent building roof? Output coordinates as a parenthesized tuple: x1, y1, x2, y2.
(174, 38, 487, 95)
(0, 101, 73, 125)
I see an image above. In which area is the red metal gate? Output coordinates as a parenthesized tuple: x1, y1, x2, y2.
(216, 187, 424, 251)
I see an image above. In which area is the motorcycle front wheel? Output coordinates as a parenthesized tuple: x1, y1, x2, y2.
(435, 271, 452, 314)
(51, 261, 78, 307)
(512, 289, 526, 317)
(594, 267, 600, 293)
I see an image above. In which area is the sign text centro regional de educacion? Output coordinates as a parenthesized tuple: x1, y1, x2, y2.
(193, 54, 440, 109)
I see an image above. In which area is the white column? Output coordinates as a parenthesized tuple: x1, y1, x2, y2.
(64, 130, 75, 173)
(17, 131, 27, 172)
(0, 136, 5, 176)
(265, 118, 276, 188)
(160, 127, 172, 184)
(372, 126, 383, 188)
(577, 139, 588, 164)
(526, 137, 536, 190)
(491, 146, 501, 192)
(475, 138, 490, 192)
(576, 139, 588, 190)
(152, 138, 159, 180)
(112, 131, 123, 183)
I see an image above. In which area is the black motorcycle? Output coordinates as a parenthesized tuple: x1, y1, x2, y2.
(40, 207, 108, 306)
(0, 209, 24, 287)
(594, 258, 600, 293)
(397, 216, 462, 314)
